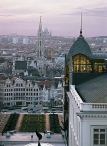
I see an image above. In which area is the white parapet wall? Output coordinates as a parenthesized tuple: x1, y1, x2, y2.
(68, 85, 107, 146)
(70, 85, 107, 112)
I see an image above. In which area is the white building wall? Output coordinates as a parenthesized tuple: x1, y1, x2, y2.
(13, 38, 18, 44)
(68, 92, 80, 146)
(2, 78, 41, 106)
(23, 37, 28, 44)
(68, 85, 107, 146)
(81, 117, 107, 146)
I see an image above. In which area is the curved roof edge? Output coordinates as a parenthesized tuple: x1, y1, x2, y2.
(66, 35, 92, 64)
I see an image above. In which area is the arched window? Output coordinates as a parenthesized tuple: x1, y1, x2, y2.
(72, 54, 92, 73)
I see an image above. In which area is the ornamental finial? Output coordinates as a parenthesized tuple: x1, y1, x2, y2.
(80, 13, 82, 36)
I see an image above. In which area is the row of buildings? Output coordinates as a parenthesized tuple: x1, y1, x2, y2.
(0, 27, 52, 45)
(0, 17, 65, 111)
(0, 77, 63, 107)
(0, 17, 65, 78)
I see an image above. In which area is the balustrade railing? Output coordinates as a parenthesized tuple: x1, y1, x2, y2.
(70, 85, 107, 112)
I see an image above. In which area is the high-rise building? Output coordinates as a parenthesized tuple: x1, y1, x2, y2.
(13, 37, 18, 44)
(23, 37, 28, 44)
(2, 37, 8, 44)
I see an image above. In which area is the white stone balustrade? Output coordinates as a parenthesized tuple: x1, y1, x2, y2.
(70, 85, 107, 112)
(70, 85, 83, 108)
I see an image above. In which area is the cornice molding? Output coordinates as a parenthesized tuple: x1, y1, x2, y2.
(77, 113, 107, 118)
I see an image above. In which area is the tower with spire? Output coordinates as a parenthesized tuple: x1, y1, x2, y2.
(37, 16, 44, 58)
(35, 17, 46, 76)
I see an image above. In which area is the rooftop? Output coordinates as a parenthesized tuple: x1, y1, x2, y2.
(76, 73, 107, 103)
(68, 85, 107, 112)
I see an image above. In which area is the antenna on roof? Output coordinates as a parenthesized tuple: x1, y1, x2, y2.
(80, 13, 82, 36)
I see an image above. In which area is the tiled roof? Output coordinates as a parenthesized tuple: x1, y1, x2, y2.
(37, 81, 53, 86)
(66, 36, 92, 63)
(76, 73, 107, 103)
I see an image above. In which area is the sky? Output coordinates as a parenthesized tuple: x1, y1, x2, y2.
(0, 0, 107, 37)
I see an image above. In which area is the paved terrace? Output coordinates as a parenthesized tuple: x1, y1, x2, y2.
(0, 132, 66, 146)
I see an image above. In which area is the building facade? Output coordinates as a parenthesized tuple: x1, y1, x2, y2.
(1, 77, 63, 107)
(68, 85, 107, 146)
(64, 28, 107, 146)
(2, 78, 41, 106)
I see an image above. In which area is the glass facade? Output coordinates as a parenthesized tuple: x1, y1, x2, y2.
(94, 62, 106, 73)
(72, 54, 92, 73)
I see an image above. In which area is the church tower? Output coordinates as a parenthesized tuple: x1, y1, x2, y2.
(37, 16, 44, 58)
(36, 17, 46, 76)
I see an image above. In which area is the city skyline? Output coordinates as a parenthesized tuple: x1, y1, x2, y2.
(0, 0, 107, 37)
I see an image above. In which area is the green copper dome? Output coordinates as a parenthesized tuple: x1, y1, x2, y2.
(66, 35, 92, 63)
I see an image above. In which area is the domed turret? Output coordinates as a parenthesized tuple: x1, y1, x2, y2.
(66, 13, 92, 63)
(66, 36, 92, 63)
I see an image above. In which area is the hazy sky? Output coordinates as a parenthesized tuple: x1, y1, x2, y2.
(0, 0, 107, 37)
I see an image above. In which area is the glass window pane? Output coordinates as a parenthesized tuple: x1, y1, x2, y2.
(94, 134, 99, 139)
(93, 128, 107, 145)
(73, 55, 92, 72)
(100, 129, 105, 132)
(100, 134, 105, 139)
(94, 129, 99, 132)
(100, 140, 105, 144)
(94, 140, 99, 144)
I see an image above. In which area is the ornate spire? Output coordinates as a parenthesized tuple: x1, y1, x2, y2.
(80, 13, 82, 36)
(39, 16, 42, 31)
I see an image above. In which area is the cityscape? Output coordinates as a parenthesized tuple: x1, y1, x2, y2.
(0, 0, 107, 146)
